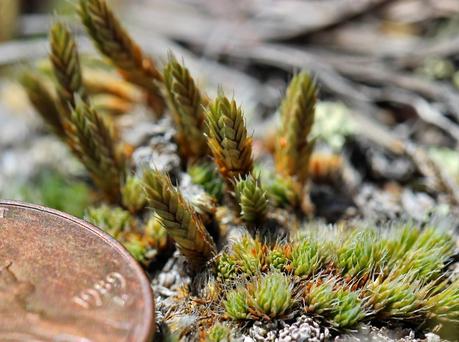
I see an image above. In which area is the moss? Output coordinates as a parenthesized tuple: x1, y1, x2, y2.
(267, 248, 289, 271)
(336, 229, 385, 279)
(224, 272, 293, 320)
(224, 289, 249, 320)
(217, 253, 237, 280)
(121, 175, 146, 213)
(20, 1, 459, 339)
(266, 174, 299, 207)
(85, 205, 132, 237)
(366, 273, 425, 320)
(331, 288, 366, 328)
(143, 214, 169, 251)
(304, 279, 337, 316)
(249, 272, 293, 319)
(123, 237, 151, 264)
(207, 323, 232, 342)
(226, 234, 265, 276)
(290, 236, 327, 277)
(188, 163, 224, 202)
(20, 170, 91, 218)
(215, 222, 457, 331)
(427, 279, 459, 323)
(235, 175, 269, 224)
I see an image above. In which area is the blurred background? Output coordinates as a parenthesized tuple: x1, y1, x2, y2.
(1, 0, 458, 219)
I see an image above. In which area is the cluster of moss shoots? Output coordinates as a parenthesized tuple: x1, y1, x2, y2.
(20, 0, 458, 340)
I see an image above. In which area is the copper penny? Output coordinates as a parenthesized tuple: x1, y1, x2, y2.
(0, 200, 154, 342)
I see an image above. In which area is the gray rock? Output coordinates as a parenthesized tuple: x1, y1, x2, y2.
(131, 116, 180, 175)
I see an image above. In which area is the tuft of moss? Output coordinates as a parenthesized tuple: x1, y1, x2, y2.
(427, 278, 459, 323)
(267, 247, 289, 271)
(20, 170, 91, 218)
(266, 174, 299, 208)
(206, 323, 232, 342)
(392, 226, 455, 281)
(304, 280, 366, 328)
(336, 229, 385, 279)
(331, 288, 366, 328)
(228, 234, 265, 276)
(303, 279, 337, 316)
(366, 273, 425, 320)
(121, 175, 147, 214)
(123, 234, 154, 264)
(143, 214, 169, 252)
(291, 237, 327, 278)
(235, 175, 269, 224)
(249, 272, 293, 319)
(224, 272, 294, 320)
(217, 253, 238, 280)
(188, 163, 224, 202)
(85, 205, 132, 237)
(224, 288, 249, 320)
